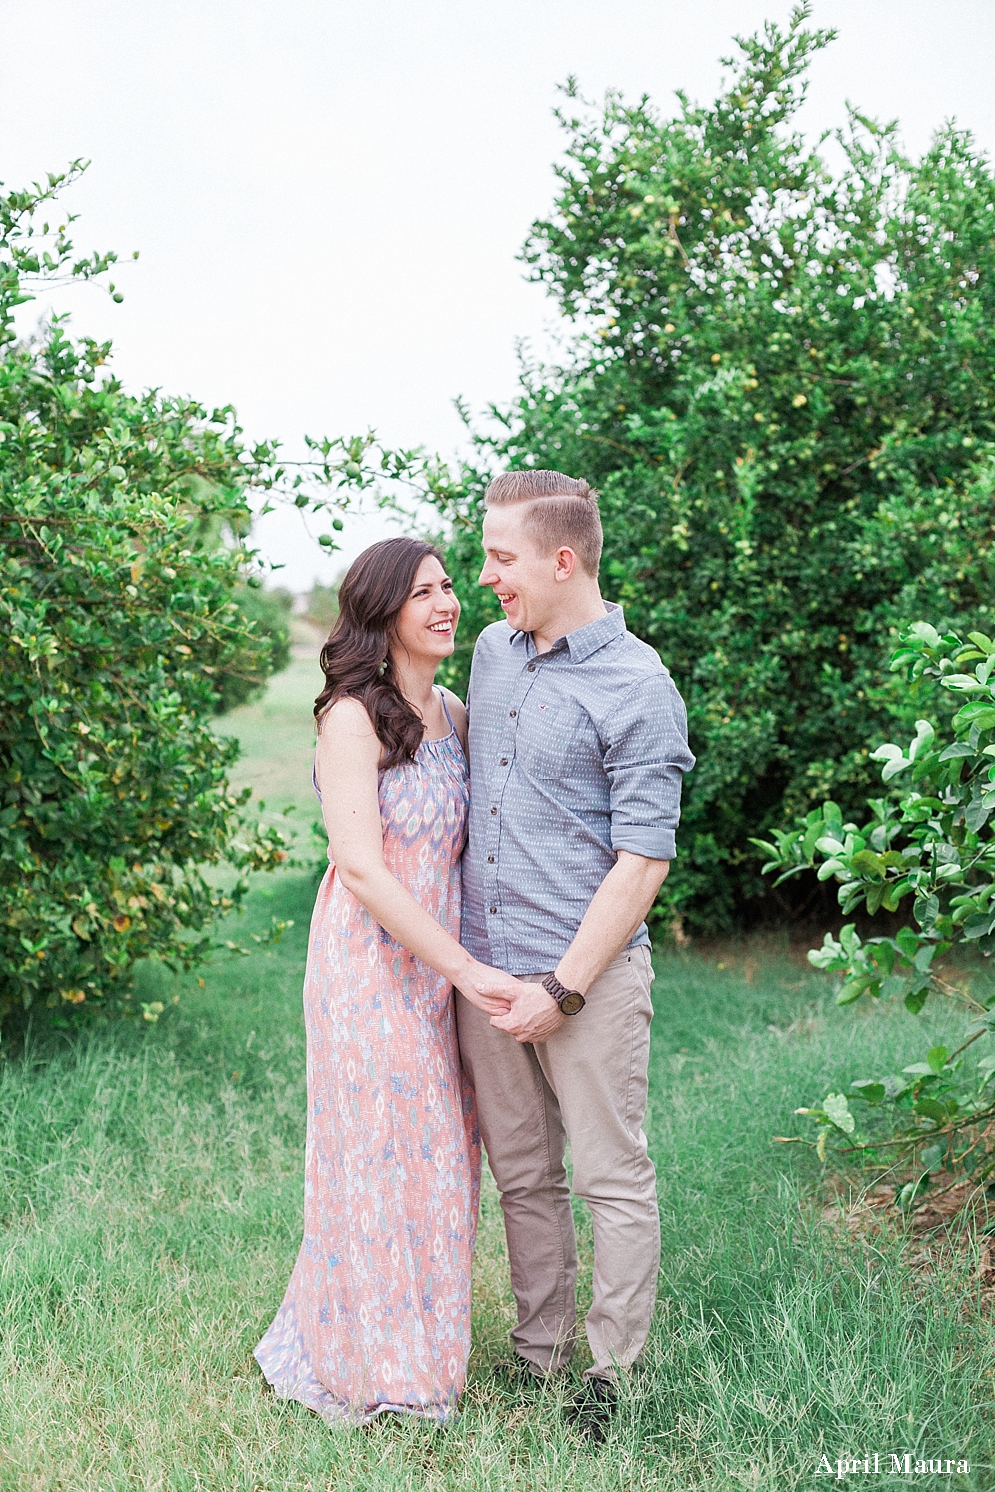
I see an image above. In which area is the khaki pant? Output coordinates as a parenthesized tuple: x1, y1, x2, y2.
(456, 946, 658, 1379)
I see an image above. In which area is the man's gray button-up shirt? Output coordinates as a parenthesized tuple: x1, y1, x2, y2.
(461, 602, 695, 976)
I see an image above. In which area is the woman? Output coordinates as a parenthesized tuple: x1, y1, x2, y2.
(254, 537, 514, 1426)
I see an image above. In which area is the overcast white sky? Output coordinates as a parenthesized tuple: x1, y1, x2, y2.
(3, 1, 994, 589)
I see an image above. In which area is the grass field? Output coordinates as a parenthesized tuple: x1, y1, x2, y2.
(3, 654, 995, 1491)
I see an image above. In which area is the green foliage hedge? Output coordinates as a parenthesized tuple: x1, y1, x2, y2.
(355, 9, 995, 933)
(0, 165, 347, 1028)
(760, 621, 995, 1201)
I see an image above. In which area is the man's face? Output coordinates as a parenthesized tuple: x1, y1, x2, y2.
(479, 504, 560, 635)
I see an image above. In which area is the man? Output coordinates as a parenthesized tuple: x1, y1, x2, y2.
(457, 469, 694, 1436)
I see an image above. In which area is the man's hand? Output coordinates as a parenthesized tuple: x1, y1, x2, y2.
(489, 982, 566, 1044)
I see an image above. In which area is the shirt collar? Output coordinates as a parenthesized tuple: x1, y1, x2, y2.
(511, 601, 626, 663)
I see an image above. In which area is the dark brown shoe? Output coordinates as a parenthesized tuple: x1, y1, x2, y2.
(566, 1375, 619, 1442)
(491, 1358, 555, 1399)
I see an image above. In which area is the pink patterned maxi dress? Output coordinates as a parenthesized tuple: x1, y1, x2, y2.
(254, 703, 480, 1425)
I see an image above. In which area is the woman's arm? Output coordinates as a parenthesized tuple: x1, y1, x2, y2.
(315, 697, 509, 1014)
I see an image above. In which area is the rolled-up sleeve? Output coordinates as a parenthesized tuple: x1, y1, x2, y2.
(604, 673, 695, 861)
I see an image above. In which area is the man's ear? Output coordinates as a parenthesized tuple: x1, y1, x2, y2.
(553, 546, 578, 582)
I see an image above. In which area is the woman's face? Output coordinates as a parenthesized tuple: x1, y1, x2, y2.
(391, 555, 460, 667)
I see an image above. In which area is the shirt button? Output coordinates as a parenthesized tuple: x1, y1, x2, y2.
(489, 906, 497, 914)
(527, 663, 536, 672)
(500, 757, 508, 766)
(487, 855, 495, 863)
(509, 709, 517, 717)
(490, 806, 497, 815)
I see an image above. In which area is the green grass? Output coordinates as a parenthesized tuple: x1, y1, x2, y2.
(3, 657, 994, 1490)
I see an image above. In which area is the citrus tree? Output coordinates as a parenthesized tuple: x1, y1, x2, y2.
(757, 621, 995, 1204)
(341, 5, 995, 934)
(0, 164, 354, 1028)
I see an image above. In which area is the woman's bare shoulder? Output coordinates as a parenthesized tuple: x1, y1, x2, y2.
(317, 696, 379, 744)
(439, 687, 467, 750)
(439, 687, 466, 725)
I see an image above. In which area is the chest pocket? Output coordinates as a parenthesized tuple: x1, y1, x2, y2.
(515, 698, 598, 781)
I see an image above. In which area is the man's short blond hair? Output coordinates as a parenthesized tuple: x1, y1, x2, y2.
(483, 469, 603, 576)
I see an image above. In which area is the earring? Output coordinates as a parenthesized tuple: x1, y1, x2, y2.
(377, 658, 388, 677)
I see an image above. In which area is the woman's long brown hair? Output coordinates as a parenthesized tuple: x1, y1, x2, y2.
(314, 537, 446, 768)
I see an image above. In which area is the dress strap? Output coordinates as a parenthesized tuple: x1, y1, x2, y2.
(436, 686, 456, 734)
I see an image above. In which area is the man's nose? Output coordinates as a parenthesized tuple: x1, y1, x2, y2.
(478, 561, 496, 586)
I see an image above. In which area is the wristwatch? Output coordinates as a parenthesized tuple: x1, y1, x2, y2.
(541, 972, 586, 1015)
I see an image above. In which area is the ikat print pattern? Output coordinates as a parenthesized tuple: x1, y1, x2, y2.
(254, 718, 480, 1425)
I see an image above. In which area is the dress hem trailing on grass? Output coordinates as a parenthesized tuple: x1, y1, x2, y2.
(252, 1314, 457, 1427)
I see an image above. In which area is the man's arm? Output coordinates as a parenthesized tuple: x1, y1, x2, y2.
(486, 852, 669, 1044)
(487, 666, 692, 1045)
(555, 850, 670, 992)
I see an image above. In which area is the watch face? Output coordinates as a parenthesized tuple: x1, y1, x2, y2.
(559, 991, 585, 1015)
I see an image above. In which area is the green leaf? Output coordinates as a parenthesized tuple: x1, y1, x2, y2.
(926, 1045, 948, 1074)
(865, 882, 885, 915)
(870, 743, 904, 762)
(896, 1174, 931, 1209)
(852, 849, 886, 879)
(953, 703, 995, 730)
(849, 1080, 885, 1104)
(938, 741, 975, 761)
(965, 791, 992, 833)
(822, 1093, 856, 1134)
(839, 924, 861, 955)
(908, 720, 935, 759)
(823, 801, 844, 831)
(905, 986, 930, 1015)
(871, 941, 895, 976)
(914, 1097, 948, 1125)
(880, 882, 906, 912)
(913, 894, 939, 931)
(895, 927, 921, 959)
(962, 912, 995, 940)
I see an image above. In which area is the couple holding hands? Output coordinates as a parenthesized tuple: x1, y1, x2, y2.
(254, 468, 694, 1437)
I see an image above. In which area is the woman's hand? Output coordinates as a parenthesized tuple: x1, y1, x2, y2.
(454, 961, 520, 1016)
